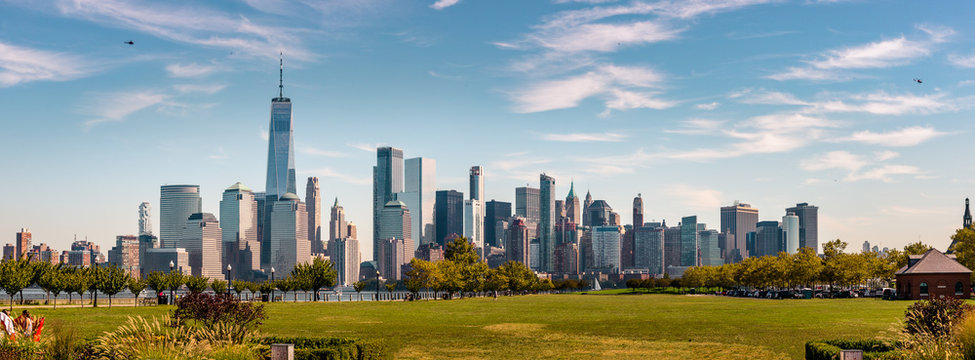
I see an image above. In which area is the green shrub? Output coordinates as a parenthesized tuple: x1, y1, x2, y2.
(806, 339, 901, 360)
(905, 298, 973, 338)
(257, 336, 389, 360)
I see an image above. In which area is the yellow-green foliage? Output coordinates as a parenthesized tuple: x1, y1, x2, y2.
(955, 313, 975, 360)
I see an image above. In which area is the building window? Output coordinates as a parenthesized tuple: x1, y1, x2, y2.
(920, 282, 929, 296)
(957, 282, 965, 295)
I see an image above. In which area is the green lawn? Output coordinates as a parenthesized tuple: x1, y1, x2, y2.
(32, 293, 910, 359)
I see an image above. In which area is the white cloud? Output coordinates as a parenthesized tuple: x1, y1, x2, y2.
(838, 126, 948, 147)
(948, 53, 975, 68)
(540, 132, 627, 142)
(732, 89, 964, 116)
(664, 119, 725, 135)
(0, 41, 92, 87)
(430, 0, 460, 10)
(300, 147, 349, 157)
(510, 64, 673, 114)
(82, 91, 169, 126)
(428, 71, 463, 80)
(800, 151, 923, 182)
(166, 63, 217, 78)
(259, 128, 269, 141)
(845, 164, 922, 182)
(208, 146, 228, 160)
(537, 21, 682, 53)
(55, 0, 313, 61)
(770, 25, 954, 81)
(800, 151, 867, 172)
(347, 143, 387, 152)
(873, 150, 900, 161)
(663, 184, 723, 212)
(695, 102, 720, 110)
(173, 84, 226, 94)
(303, 168, 370, 185)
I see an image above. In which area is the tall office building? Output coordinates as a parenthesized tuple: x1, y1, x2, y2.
(554, 200, 565, 224)
(180, 213, 223, 279)
(266, 57, 297, 199)
(515, 187, 540, 224)
(507, 217, 530, 265)
(587, 200, 613, 227)
(405, 157, 436, 244)
(754, 221, 781, 257)
(306, 177, 323, 254)
(378, 238, 406, 281)
(720, 202, 758, 260)
(664, 225, 681, 269)
(464, 199, 484, 251)
(139, 202, 153, 236)
(15, 229, 30, 260)
(582, 190, 593, 226)
(108, 235, 140, 276)
(634, 227, 665, 275)
(539, 174, 556, 272)
(470, 166, 484, 201)
(160, 185, 202, 248)
(347, 222, 357, 240)
(270, 193, 308, 276)
(782, 213, 800, 254)
(785, 203, 819, 253)
(373, 147, 404, 260)
(329, 198, 348, 241)
(380, 200, 413, 257)
(484, 200, 511, 248)
(633, 194, 644, 229)
(554, 242, 579, 275)
(591, 226, 621, 273)
(220, 182, 260, 277)
(435, 190, 464, 245)
(680, 216, 698, 266)
(699, 229, 722, 266)
(328, 237, 360, 286)
(565, 182, 581, 225)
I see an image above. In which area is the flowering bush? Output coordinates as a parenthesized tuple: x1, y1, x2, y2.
(172, 292, 266, 344)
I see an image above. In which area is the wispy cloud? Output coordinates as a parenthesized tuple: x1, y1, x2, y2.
(54, 0, 314, 61)
(428, 71, 464, 81)
(800, 150, 922, 182)
(663, 184, 723, 213)
(82, 91, 170, 127)
(0, 41, 92, 87)
(510, 64, 674, 114)
(770, 25, 954, 81)
(695, 102, 720, 110)
(948, 52, 975, 68)
(173, 84, 226, 94)
(837, 126, 948, 147)
(300, 147, 349, 158)
(166, 63, 217, 78)
(540, 132, 627, 142)
(208, 146, 228, 160)
(347, 143, 386, 152)
(430, 0, 460, 10)
(664, 119, 725, 135)
(732, 88, 966, 116)
(303, 168, 371, 185)
(259, 127, 269, 141)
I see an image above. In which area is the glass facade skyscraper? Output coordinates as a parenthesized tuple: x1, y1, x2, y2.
(680, 215, 698, 266)
(373, 147, 404, 260)
(539, 174, 556, 273)
(160, 185, 202, 249)
(265, 60, 296, 199)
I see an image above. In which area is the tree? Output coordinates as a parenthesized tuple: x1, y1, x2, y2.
(789, 247, 823, 289)
(276, 278, 294, 302)
(404, 259, 432, 297)
(0, 260, 32, 310)
(484, 268, 509, 295)
(97, 265, 129, 307)
(231, 279, 248, 300)
(146, 271, 167, 294)
(258, 281, 275, 300)
(165, 271, 186, 304)
(353, 281, 366, 301)
(246, 281, 260, 299)
(385, 283, 397, 295)
(291, 258, 337, 301)
(127, 277, 147, 306)
(210, 279, 228, 295)
(184, 276, 209, 294)
(949, 229, 975, 280)
(30, 262, 53, 305)
(87, 266, 103, 307)
(69, 269, 90, 308)
(445, 237, 479, 265)
(37, 265, 65, 308)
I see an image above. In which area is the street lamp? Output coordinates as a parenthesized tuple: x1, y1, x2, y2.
(168, 260, 175, 305)
(270, 267, 276, 302)
(375, 270, 381, 301)
(226, 264, 233, 297)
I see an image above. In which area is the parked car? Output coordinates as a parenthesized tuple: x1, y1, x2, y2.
(882, 288, 897, 300)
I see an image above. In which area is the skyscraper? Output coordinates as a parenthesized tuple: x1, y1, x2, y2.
(373, 147, 404, 260)
(582, 190, 593, 226)
(720, 202, 758, 260)
(379, 200, 411, 280)
(565, 182, 581, 225)
(587, 200, 613, 227)
(680, 216, 699, 266)
(539, 174, 556, 272)
(265, 56, 297, 199)
(108, 235, 140, 276)
(329, 198, 348, 241)
(484, 200, 511, 248)
(15, 228, 30, 260)
(633, 194, 644, 229)
(435, 190, 464, 246)
(180, 213, 223, 279)
(270, 193, 308, 276)
(139, 202, 153, 236)
(405, 157, 436, 244)
(469, 166, 484, 201)
(464, 199, 483, 251)
(506, 217, 530, 265)
(754, 221, 781, 257)
(220, 182, 260, 276)
(664, 225, 681, 269)
(328, 237, 360, 286)
(782, 213, 800, 254)
(160, 185, 202, 248)
(786, 203, 819, 253)
(515, 187, 540, 224)
(634, 227, 664, 275)
(306, 177, 323, 254)
(699, 229, 722, 266)
(591, 226, 621, 273)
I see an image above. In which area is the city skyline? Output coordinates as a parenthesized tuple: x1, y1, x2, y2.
(2, 1, 974, 256)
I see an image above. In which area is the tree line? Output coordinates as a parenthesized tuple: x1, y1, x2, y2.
(0, 257, 338, 308)
(678, 240, 935, 290)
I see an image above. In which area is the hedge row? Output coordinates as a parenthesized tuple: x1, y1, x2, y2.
(805, 339, 900, 360)
(256, 336, 390, 360)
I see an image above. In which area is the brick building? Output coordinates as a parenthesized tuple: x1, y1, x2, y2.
(895, 249, 971, 300)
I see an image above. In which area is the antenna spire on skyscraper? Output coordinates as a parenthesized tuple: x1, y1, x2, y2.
(279, 52, 284, 98)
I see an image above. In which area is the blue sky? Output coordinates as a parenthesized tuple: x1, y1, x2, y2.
(2, 0, 974, 259)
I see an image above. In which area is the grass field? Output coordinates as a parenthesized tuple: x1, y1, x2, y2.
(32, 293, 911, 359)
